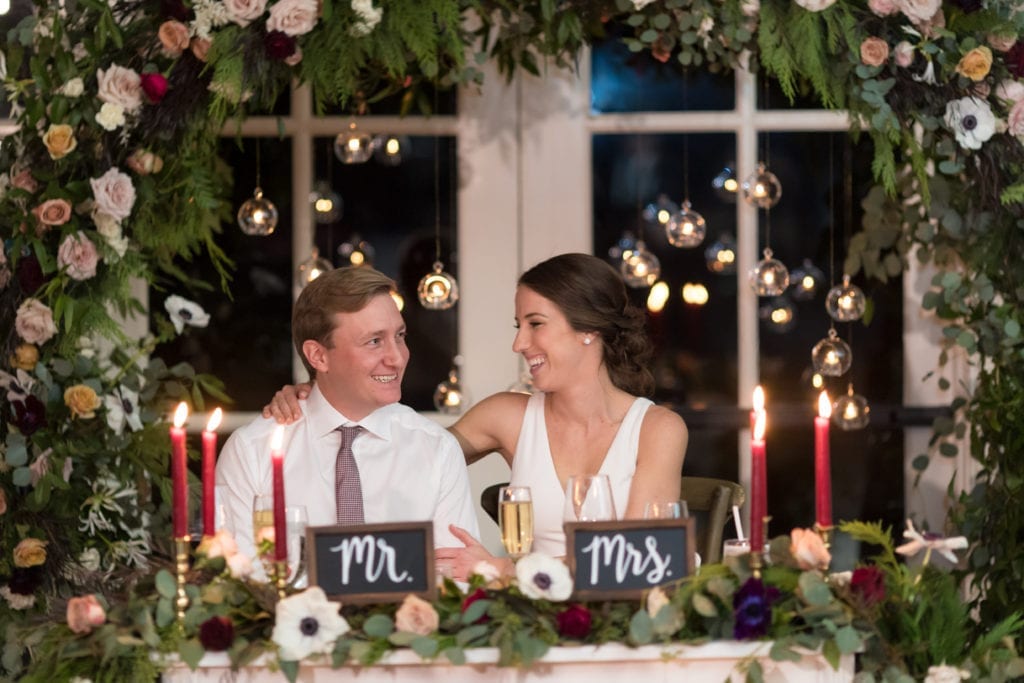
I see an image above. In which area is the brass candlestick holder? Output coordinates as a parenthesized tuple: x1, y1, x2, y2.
(814, 522, 834, 549)
(174, 537, 190, 626)
(273, 560, 289, 599)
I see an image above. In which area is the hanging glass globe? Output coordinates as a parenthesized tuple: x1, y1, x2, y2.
(790, 258, 825, 301)
(334, 123, 376, 164)
(608, 232, 637, 260)
(418, 261, 459, 310)
(741, 162, 782, 209)
(826, 274, 867, 322)
(712, 164, 739, 202)
(759, 296, 796, 333)
(832, 384, 871, 430)
(642, 194, 679, 228)
(620, 240, 660, 288)
(705, 233, 737, 275)
(749, 247, 790, 296)
(811, 328, 852, 376)
(373, 134, 411, 166)
(310, 181, 343, 224)
(665, 200, 707, 248)
(338, 234, 375, 267)
(507, 369, 536, 395)
(295, 247, 333, 288)
(433, 364, 470, 414)
(237, 187, 278, 235)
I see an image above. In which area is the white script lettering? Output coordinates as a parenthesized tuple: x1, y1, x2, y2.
(329, 535, 411, 584)
(579, 534, 673, 585)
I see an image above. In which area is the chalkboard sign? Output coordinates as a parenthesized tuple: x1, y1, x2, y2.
(565, 518, 695, 600)
(306, 522, 435, 605)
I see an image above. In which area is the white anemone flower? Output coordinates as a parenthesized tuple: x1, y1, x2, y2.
(105, 386, 142, 434)
(164, 295, 210, 333)
(514, 553, 573, 602)
(272, 587, 350, 661)
(944, 97, 996, 150)
(924, 664, 971, 683)
(895, 519, 968, 565)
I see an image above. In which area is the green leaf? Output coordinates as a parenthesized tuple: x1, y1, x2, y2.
(834, 625, 862, 654)
(460, 599, 491, 624)
(5, 437, 27, 467)
(442, 646, 466, 665)
(629, 610, 654, 644)
(798, 572, 833, 607)
(455, 623, 489, 647)
(12, 467, 32, 487)
(1005, 319, 1021, 339)
(155, 569, 177, 599)
(912, 454, 930, 471)
(279, 659, 300, 683)
(387, 631, 418, 646)
(411, 636, 439, 658)
(692, 593, 718, 617)
(362, 614, 394, 638)
(179, 639, 205, 669)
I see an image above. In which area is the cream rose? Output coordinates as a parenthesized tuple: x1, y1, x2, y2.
(96, 63, 143, 113)
(868, 0, 897, 16)
(10, 343, 39, 371)
(266, 0, 318, 36)
(14, 538, 48, 568)
(65, 384, 101, 419)
(58, 232, 100, 280)
(956, 46, 993, 82)
(1008, 99, 1024, 139)
(126, 149, 164, 175)
(898, 0, 941, 25)
(790, 527, 831, 571)
(158, 20, 190, 57)
(794, 0, 836, 11)
(90, 167, 136, 220)
(15, 298, 57, 345)
(41, 123, 78, 160)
(58, 77, 85, 97)
(224, 0, 268, 27)
(860, 37, 889, 67)
(988, 33, 1017, 53)
(32, 198, 73, 226)
(894, 41, 915, 68)
(67, 594, 106, 634)
(394, 594, 439, 635)
(95, 102, 126, 131)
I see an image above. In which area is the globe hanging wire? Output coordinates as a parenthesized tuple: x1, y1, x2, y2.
(665, 200, 707, 248)
(237, 187, 279, 235)
(749, 247, 790, 296)
(826, 274, 867, 322)
(741, 162, 782, 209)
(811, 328, 853, 377)
(417, 261, 459, 310)
(620, 241, 661, 288)
(832, 384, 871, 430)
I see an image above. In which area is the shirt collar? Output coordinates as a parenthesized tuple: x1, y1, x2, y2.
(305, 383, 396, 442)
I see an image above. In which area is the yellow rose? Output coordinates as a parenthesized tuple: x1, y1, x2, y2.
(41, 123, 78, 160)
(10, 343, 39, 371)
(956, 46, 993, 82)
(64, 384, 101, 419)
(13, 538, 48, 568)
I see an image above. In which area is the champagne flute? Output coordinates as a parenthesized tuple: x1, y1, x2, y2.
(498, 486, 534, 560)
(563, 474, 616, 522)
(643, 500, 690, 519)
(252, 495, 307, 587)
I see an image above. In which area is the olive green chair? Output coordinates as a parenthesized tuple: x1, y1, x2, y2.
(480, 476, 744, 564)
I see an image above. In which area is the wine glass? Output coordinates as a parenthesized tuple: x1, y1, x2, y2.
(563, 474, 616, 522)
(252, 495, 308, 587)
(643, 500, 690, 520)
(498, 486, 534, 560)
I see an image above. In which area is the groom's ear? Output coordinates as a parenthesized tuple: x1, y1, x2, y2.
(302, 340, 328, 374)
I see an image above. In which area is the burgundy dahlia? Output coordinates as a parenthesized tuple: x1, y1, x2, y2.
(264, 31, 296, 61)
(198, 615, 235, 651)
(11, 395, 47, 436)
(16, 255, 45, 294)
(556, 604, 592, 639)
(1006, 42, 1024, 79)
(140, 74, 169, 104)
(850, 566, 886, 607)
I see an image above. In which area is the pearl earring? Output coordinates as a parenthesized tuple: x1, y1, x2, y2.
(583, 336, 592, 345)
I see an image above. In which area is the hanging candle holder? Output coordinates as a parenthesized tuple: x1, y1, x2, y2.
(826, 274, 867, 322)
(373, 134, 411, 166)
(705, 233, 737, 275)
(811, 328, 852, 376)
(741, 162, 782, 209)
(237, 187, 279, 235)
(433, 360, 470, 414)
(665, 200, 707, 248)
(620, 240, 660, 288)
(338, 234, 375, 267)
(310, 181, 343, 224)
(760, 296, 796, 333)
(791, 259, 826, 301)
(295, 247, 334, 288)
(642, 194, 680, 229)
(418, 261, 459, 310)
(832, 384, 871, 430)
(712, 164, 739, 202)
(334, 122, 377, 164)
(749, 247, 790, 296)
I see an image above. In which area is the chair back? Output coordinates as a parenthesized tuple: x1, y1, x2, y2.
(680, 476, 745, 564)
(481, 482, 504, 526)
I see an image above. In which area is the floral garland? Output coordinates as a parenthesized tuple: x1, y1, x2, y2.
(12, 522, 1024, 682)
(2, 0, 1024, 676)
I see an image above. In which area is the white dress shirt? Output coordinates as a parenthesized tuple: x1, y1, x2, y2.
(216, 385, 479, 561)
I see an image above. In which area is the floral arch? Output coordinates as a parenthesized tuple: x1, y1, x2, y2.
(1, 0, 1023, 679)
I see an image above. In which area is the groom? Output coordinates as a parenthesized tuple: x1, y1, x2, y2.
(216, 266, 478, 561)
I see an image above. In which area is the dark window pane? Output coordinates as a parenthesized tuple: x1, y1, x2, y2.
(759, 74, 826, 110)
(157, 138, 294, 411)
(591, 26, 734, 113)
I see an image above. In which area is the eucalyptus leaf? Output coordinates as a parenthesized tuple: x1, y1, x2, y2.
(410, 636, 439, 658)
(629, 610, 654, 644)
(362, 614, 394, 638)
(692, 593, 718, 617)
(155, 569, 177, 599)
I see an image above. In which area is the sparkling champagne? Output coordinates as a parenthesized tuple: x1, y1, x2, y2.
(252, 509, 275, 547)
(500, 500, 534, 558)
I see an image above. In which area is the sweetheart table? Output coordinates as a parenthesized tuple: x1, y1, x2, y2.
(162, 641, 854, 683)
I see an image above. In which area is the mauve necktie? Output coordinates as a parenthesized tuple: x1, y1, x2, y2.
(334, 425, 364, 524)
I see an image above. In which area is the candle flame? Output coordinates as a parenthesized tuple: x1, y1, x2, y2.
(753, 410, 766, 442)
(270, 425, 285, 452)
(173, 402, 189, 428)
(818, 391, 832, 419)
(752, 385, 765, 413)
(206, 407, 223, 432)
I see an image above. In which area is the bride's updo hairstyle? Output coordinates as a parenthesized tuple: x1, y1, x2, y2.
(518, 253, 654, 396)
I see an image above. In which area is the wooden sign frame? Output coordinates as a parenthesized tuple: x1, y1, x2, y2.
(305, 521, 435, 605)
(564, 518, 696, 600)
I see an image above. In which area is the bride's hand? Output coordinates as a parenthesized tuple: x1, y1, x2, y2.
(261, 382, 313, 423)
(435, 525, 513, 581)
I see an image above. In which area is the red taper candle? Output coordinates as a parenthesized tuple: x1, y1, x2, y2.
(814, 391, 833, 529)
(750, 409, 768, 554)
(201, 408, 223, 537)
(170, 402, 189, 538)
(270, 426, 287, 563)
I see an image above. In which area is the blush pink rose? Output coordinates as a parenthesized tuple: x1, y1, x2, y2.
(394, 594, 439, 635)
(868, 0, 897, 15)
(158, 20, 190, 57)
(224, 0, 268, 27)
(31, 198, 73, 227)
(988, 33, 1017, 53)
(15, 298, 57, 345)
(191, 37, 211, 62)
(860, 37, 890, 67)
(1008, 99, 1024, 138)
(285, 45, 303, 66)
(996, 80, 1024, 107)
(790, 528, 832, 571)
(266, 0, 318, 36)
(96, 63, 143, 113)
(894, 41, 915, 68)
(11, 169, 39, 193)
(126, 149, 164, 175)
(67, 594, 106, 634)
(57, 232, 100, 280)
(90, 167, 136, 220)
(898, 0, 941, 25)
